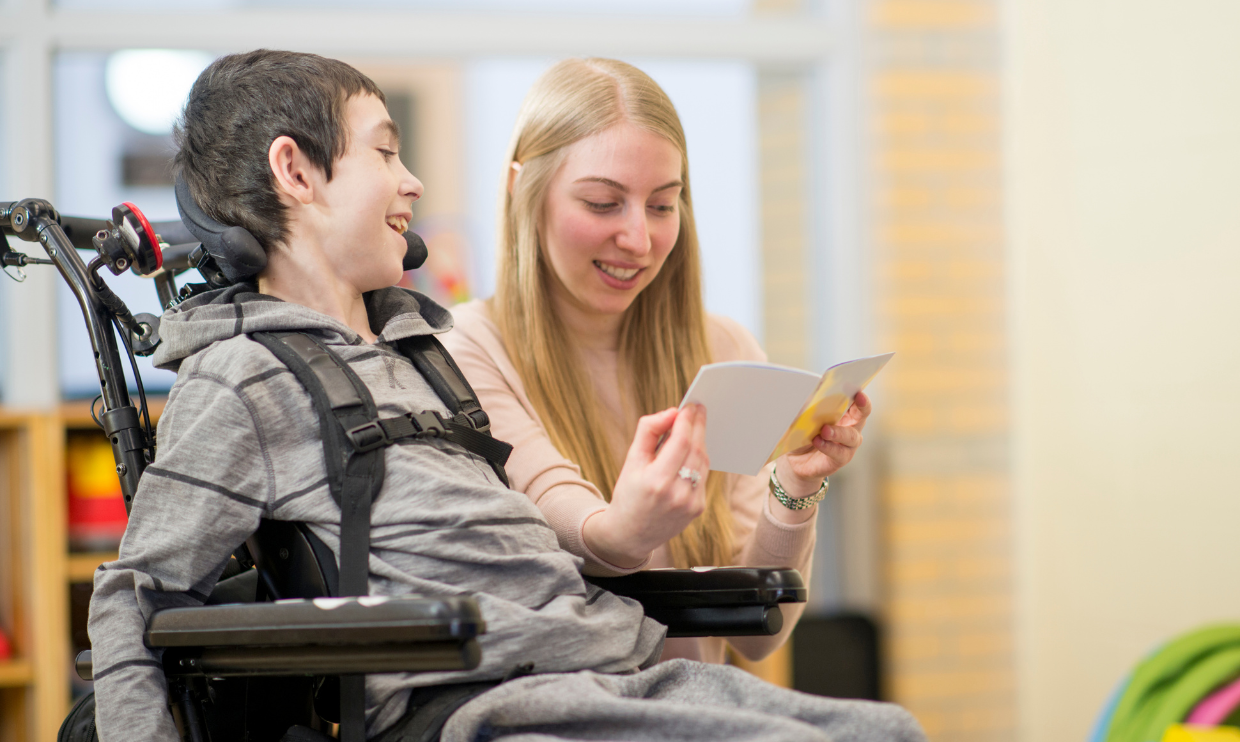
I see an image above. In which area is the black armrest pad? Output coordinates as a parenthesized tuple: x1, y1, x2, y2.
(586, 567, 806, 609)
(146, 595, 483, 649)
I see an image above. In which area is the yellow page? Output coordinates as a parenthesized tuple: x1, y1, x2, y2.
(766, 352, 894, 463)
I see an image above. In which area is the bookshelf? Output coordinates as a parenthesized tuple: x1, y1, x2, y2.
(0, 400, 162, 742)
(0, 410, 66, 742)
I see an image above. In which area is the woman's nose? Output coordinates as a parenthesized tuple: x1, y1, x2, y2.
(615, 206, 651, 255)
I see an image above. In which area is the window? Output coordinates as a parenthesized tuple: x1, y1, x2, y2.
(54, 51, 212, 396)
(56, 0, 748, 13)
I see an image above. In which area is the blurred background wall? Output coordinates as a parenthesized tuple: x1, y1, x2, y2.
(2, 1, 1240, 741)
(1007, 1, 1240, 740)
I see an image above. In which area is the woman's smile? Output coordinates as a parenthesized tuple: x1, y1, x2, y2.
(594, 260, 643, 286)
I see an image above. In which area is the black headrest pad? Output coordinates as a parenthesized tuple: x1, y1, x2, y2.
(402, 231, 428, 271)
(175, 173, 267, 283)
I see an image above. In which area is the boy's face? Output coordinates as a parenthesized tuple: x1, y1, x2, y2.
(313, 93, 422, 293)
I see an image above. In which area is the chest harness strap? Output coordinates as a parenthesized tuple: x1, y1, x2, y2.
(249, 331, 512, 742)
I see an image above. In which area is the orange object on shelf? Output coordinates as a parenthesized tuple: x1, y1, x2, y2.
(66, 433, 128, 551)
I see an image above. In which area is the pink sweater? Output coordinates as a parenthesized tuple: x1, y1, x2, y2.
(442, 299, 817, 663)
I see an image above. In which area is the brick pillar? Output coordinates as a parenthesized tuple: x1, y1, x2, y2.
(869, 1, 1013, 739)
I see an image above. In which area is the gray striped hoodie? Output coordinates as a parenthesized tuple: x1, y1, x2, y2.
(87, 284, 665, 740)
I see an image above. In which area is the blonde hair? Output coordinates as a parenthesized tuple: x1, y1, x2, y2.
(491, 58, 733, 569)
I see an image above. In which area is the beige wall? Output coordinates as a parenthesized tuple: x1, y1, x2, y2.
(1007, 2, 1240, 740)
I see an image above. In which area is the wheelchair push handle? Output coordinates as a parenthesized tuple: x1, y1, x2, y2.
(4, 197, 157, 510)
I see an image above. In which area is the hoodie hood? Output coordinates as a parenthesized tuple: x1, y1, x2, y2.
(152, 283, 453, 372)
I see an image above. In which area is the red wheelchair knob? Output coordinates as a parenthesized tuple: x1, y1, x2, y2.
(112, 202, 164, 275)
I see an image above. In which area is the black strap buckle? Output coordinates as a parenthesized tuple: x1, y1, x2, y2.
(409, 411, 447, 437)
(463, 406, 491, 433)
(344, 421, 388, 452)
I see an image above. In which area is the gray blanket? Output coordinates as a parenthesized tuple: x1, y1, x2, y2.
(429, 660, 924, 742)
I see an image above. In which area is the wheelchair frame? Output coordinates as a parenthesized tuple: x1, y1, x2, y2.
(1, 197, 807, 742)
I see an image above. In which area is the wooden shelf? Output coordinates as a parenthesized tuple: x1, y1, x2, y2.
(0, 660, 34, 688)
(0, 409, 38, 430)
(66, 553, 117, 584)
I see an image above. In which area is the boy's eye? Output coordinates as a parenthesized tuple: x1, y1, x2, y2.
(379, 148, 398, 161)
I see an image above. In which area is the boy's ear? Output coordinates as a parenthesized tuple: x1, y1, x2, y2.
(269, 135, 317, 205)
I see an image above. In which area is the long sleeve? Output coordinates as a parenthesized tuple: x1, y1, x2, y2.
(88, 370, 270, 741)
(442, 300, 647, 576)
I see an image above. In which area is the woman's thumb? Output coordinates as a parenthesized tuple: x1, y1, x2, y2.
(630, 407, 680, 458)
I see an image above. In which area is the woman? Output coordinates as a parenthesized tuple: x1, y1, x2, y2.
(442, 58, 870, 664)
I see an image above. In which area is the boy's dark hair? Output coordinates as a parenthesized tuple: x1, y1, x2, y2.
(173, 49, 385, 252)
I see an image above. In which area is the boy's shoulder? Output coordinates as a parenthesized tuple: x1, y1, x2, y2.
(176, 331, 286, 385)
(154, 283, 454, 397)
(153, 284, 359, 378)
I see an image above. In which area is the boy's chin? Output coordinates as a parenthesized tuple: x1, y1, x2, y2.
(363, 265, 406, 292)
(352, 257, 406, 294)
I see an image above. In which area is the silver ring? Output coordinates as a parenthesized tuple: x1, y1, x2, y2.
(678, 467, 701, 488)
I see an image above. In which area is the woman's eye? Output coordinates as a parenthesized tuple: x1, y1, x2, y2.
(650, 204, 676, 214)
(584, 201, 617, 212)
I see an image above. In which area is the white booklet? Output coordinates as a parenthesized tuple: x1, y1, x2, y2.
(679, 353, 894, 476)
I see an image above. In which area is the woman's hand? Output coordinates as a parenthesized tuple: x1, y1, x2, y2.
(779, 391, 873, 496)
(582, 405, 710, 569)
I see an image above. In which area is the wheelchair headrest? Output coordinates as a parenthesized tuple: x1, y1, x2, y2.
(174, 173, 428, 284)
(174, 173, 267, 283)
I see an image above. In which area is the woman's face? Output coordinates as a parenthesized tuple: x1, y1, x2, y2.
(539, 122, 684, 320)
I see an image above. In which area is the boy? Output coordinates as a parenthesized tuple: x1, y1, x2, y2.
(88, 50, 925, 741)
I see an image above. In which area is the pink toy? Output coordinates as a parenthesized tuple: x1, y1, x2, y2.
(1187, 677, 1240, 726)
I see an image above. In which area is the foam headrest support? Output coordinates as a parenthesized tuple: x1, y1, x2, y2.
(402, 231, 428, 271)
(175, 173, 267, 283)
(175, 173, 428, 280)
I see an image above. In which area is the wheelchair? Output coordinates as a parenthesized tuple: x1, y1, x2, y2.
(1, 191, 807, 742)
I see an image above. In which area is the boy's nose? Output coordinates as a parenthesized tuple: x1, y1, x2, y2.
(402, 169, 424, 202)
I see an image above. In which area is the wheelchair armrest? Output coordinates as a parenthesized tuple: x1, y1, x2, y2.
(586, 567, 806, 638)
(146, 594, 482, 648)
(75, 595, 484, 680)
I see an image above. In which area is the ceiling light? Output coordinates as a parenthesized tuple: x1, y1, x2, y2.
(105, 49, 213, 136)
